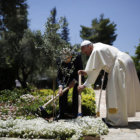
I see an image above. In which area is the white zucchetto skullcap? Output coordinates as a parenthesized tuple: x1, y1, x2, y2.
(80, 40, 92, 47)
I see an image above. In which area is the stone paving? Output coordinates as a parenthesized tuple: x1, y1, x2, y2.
(94, 89, 140, 140)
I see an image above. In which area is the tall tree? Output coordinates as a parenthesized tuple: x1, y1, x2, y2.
(80, 14, 117, 45)
(40, 7, 68, 90)
(0, 0, 28, 89)
(0, 0, 28, 62)
(0, 0, 28, 38)
(61, 16, 70, 43)
(39, 7, 69, 117)
(17, 29, 43, 88)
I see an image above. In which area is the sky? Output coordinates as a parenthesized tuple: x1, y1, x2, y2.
(27, 0, 140, 56)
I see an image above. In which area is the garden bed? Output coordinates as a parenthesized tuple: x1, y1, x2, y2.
(0, 116, 108, 140)
(0, 88, 109, 139)
(0, 88, 96, 120)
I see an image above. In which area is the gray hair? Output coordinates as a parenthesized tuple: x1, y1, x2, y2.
(60, 48, 72, 61)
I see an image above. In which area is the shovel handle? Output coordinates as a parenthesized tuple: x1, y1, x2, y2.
(78, 74, 82, 117)
(42, 87, 69, 108)
(96, 71, 105, 117)
(79, 74, 81, 86)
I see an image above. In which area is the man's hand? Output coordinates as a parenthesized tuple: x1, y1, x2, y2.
(78, 85, 86, 92)
(58, 87, 63, 96)
(78, 70, 87, 76)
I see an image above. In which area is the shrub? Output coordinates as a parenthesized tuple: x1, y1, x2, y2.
(30, 87, 96, 117)
(82, 93, 96, 116)
(0, 88, 30, 103)
(67, 87, 96, 116)
(0, 88, 35, 120)
(0, 87, 96, 120)
(30, 88, 96, 117)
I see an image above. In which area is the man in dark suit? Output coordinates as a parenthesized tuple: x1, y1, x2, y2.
(56, 48, 83, 119)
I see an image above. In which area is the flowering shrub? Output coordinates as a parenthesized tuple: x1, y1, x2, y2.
(20, 94, 35, 102)
(0, 88, 96, 120)
(0, 88, 29, 103)
(0, 87, 96, 120)
(0, 89, 44, 120)
(0, 116, 108, 139)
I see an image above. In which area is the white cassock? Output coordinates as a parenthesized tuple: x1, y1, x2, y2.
(84, 42, 140, 126)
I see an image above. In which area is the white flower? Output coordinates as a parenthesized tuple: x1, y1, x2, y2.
(0, 116, 108, 139)
(20, 94, 35, 102)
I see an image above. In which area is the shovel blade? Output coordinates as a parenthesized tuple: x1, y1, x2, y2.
(36, 106, 49, 118)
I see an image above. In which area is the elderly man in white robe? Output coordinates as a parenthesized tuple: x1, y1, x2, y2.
(78, 40, 140, 127)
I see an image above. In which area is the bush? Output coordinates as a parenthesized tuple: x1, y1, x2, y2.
(67, 88, 96, 116)
(0, 87, 96, 120)
(0, 88, 30, 103)
(20, 87, 96, 117)
(82, 94, 96, 116)
(30, 89, 59, 116)
(0, 88, 38, 120)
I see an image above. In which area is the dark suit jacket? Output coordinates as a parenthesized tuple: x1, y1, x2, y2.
(57, 53, 83, 88)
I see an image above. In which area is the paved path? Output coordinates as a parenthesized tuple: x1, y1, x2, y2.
(94, 90, 140, 140)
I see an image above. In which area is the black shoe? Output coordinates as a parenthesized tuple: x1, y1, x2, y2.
(71, 113, 78, 119)
(102, 118, 113, 127)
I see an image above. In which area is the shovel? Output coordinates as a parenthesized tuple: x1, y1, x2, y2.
(96, 71, 105, 117)
(77, 74, 82, 117)
(36, 87, 69, 118)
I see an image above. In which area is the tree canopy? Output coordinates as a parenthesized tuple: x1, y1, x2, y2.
(0, 0, 29, 89)
(41, 7, 70, 68)
(80, 14, 117, 45)
(61, 16, 70, 43)
(132, 42, 140, 81)
(0, 0, 28, 38)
